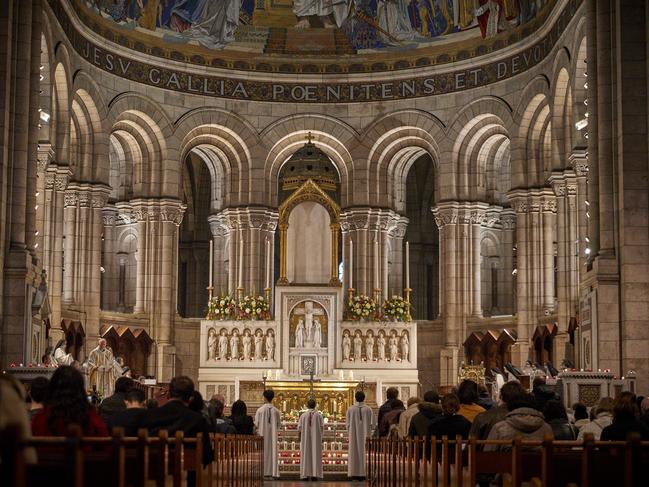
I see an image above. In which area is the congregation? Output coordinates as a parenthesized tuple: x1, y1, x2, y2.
(2, 367, 649, 484)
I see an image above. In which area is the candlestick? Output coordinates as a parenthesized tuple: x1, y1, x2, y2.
(265, 238, 271, 289)
(238, 236, 244, 290)
(209, 239, 214, 289)
(405, 241, 410, 290)
(348, 238, 353, 290)
(374, 239, 379, 290)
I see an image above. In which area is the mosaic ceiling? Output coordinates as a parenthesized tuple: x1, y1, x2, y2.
(70, 0, 556, 73)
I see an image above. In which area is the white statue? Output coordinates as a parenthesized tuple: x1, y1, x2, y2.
(313, 318, 322, 348)
(254, 331, 264, 360)
(207, 328, 217, 360)
(52, 338, 74, 366)
(171, 0, 242, 50)
(365, 332, 375, 361)
(377, 332, 386, 361)
(400, 332, 409, 362)
(88, 338, 116, 397)
(389, 333, 399, 361)
(342, 332, 351, 361)
(353, 332, 363, 360)
(266, 330, 275, 360)
(242, 330, 252, 360)
(230, 330, 240, 359)
(295, 319, 305, 348)
(218, 329, 229, 359)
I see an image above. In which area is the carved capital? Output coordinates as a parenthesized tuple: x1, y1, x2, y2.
(64, 183, 111, 209)
(130, 198, 187, 226)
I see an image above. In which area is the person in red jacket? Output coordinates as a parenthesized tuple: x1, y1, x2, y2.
(32, 365, 108, 437)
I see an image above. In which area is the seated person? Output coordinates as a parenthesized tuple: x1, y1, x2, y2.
(107, 388, 148, 436)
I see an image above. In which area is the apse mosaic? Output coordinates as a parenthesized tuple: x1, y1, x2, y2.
(78, 0, 552, 57)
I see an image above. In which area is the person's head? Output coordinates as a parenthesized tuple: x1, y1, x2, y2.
(572, 402, 588, 421)
(543, 400, 568, 422)
(391, 399, 405, 411)
(114, 376, 134, 394)
(386, 387, 399, 401)
(532, 377, 546, 389)
(407, 397, 421, 408)
(188, 390, 205, 413)
(263, 389, 275, 403)
(478, 384, 489, 397)
(307, 398, 316, 409)
(506, 393, 538, 412)
(499, 381, 525, 407)
(47, 366, 90, 427)
(210, 399, 225, 418)
(423, 389, 440, 404)
(29, 376, 50, 407)
(231, 399, 248, 417)
(594, 397, 614, 416)
(125, 388, 146, 409)
(55, 338, 66, 351)
(355, 390, 366, 403)
(169, 376, 195, 403)
(441, 394, 460, 415)
(613, 391, 638, 420)
(146, 399, 159, 410)
(640, 397, 649, 415)
(457, 380, 479, 405)
(98, 338, 107, 350)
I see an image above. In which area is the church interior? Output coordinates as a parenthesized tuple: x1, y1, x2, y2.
(2, 0, 649, 485)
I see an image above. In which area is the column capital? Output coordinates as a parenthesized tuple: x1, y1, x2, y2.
(64, 183, 111, 209)
(45, 164, 72, 192)
(101, 205, 119, 226)
(215, 206, 279, 232)
(37, 143, 55, 172)
(340, 207, 397, 232)
(506, 188, 556, 214)
(130, 198, 187, 226)
(431, 201, 490, 228)
(500, 208, 517, 229)
(569, 147, 589, 177)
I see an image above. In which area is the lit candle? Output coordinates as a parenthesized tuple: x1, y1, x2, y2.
(405, 241, 410, 289)
(349, 239, 353, 289)
(333, 400, 337, 413)
(238, 236, 244, 290)
(265, 238, 271, 289)
(209, 239, 214, 289)
(374, 239, 379, 290)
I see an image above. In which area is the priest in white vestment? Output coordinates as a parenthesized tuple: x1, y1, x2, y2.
(88, 338, 117, 397)
(254, 389, 282, 479)
(346, 390, 374, 479)
(298, 398, 324, 480)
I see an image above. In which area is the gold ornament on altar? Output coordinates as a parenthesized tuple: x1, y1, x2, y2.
(458, 361, 486, 386)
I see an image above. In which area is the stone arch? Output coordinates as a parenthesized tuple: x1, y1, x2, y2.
(551, 48, 574, 167)
(38, 30, 55, 146)
(51, 44, 73, 166)
(108, 93, 176, 198)
(571, 34, 588, 147)
(109, 131, 139, 202)
(263, 125, 354, 208)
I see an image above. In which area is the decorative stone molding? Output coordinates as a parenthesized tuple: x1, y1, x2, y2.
(388, 215, 409, 239)
(507, 189, 556, 214)
(102, 206, 119, 226)
(569, 148, 589, 177)
(500, 209, 517, 230)
(44, 166, 71, 192)
(340, 208, 407, 236)
(37, 143, 54, 172)
(64, 183, 111, 208)
(431, 201, 490, 228)
(130, 198, 187, 225)
(215, 207, 279, 233)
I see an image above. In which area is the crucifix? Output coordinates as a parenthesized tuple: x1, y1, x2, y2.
(306, 131, 313, 144)
(292, 301, 325, 347)
(302, 370, 321, 400)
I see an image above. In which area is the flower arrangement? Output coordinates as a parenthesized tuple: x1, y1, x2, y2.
(237, 294, 270, 320)
(207, 294, 236, 320)
(347, 293, 376, 321)
(382, 295, 410, 322)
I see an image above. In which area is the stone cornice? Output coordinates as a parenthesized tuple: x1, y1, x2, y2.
(506, 188, 557, 214)
(214, 207, 279, 232)
(64, 183, 111, 208)
(130, 198, 187, 226)
(339, 208, 405, 234)
(431, 201, 490, 228)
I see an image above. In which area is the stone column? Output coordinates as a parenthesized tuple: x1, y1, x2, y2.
(500, 210, 516, 315)
(387, 216, 408, 297)
(101, 205, 119, 311)
(207, 214, 229, 295)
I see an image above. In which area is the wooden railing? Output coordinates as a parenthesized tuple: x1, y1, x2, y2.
(0, 427, 264, 487)
(366, 435, 649, 487)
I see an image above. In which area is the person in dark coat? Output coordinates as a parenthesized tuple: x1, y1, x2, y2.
(229, 400, 255, 435)
(377, 387, 399, 435)
(107, 388, 148, 436)
(28, 376, 49, 421)
(379, 399, 405, 437)
(99, 376, 134, 423)
(543, 400, 577, 440)
(601, 392, 649, 441)
(532, 377, 558, 411)
(409, 389, 442, 438)
(208, 397, 236, 434)
(470, 381, 525, 442)
(427, 394, 471, 462)
(145, 376, 214, 467)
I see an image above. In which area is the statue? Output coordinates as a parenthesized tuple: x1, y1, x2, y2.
(342, 331, 351, 361)
(52, 338, 74, 366)
(353, 331, 363, 360)
(377, 331, 386, 361)
(365, 331, 375, 361)
(388, 332, 398, 361)
(218, 329, 229, 359)
(242, 330, 252, 360)
(207, 328, 217, 360)
(254, 330, 264, 360)
(88, 338, 116, 397)
(295, 319, 305, 348)
(400, 331, 409, 362)
(266, 330, 275, 360)
(305, 305, 314, 343)
(230, 329, 240, 359)
(313, 318, 322, 348)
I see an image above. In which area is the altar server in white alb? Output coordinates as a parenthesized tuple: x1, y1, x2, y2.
(346, 390, 374, 480)
(298, 398, 324, 481)
(255, 389, 282, 479)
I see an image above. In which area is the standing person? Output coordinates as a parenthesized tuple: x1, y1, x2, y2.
(398, 397, 420, 438)
(298, 398, 324, 481)
(409, 390, 442, 439)
(32, 366, 108, 437)
(255, 390, 281, 479)
(377, 386, 399, 434)
(457, 380, 486, 423)
(88, 338, 117, 398)
(379, 399, 405, 437)
(427, 394, 472, 462)
(229, 399, 255, 435)
(208, 396, 236, 434)
(346, 391, 374, 481)
(27, 376, 49, 420)
(470, 381, 525, 441)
